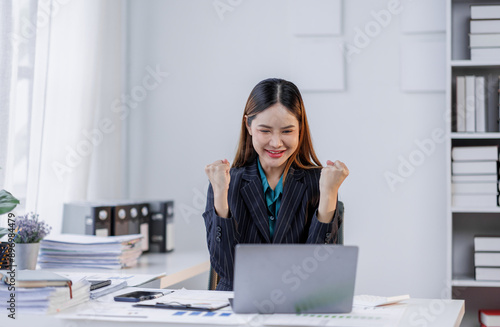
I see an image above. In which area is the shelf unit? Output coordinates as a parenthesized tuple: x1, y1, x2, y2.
(447, 1, 500, 326)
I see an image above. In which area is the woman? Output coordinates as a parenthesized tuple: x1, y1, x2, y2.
(203, 78, 349, 291)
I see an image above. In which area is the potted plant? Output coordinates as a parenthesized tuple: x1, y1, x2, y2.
(14, 212, 52, 269)
(0, 189, 20, 269)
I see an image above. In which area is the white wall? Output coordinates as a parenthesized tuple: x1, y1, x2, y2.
(127, 0, 447, 297)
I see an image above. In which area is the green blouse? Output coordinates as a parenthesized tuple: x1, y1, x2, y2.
(257, 158, 283, 241)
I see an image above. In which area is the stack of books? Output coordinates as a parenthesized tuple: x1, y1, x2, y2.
(38, 234, 143, 269)
(479, 309, 500, 326)
(0, 270, 89, 314)
(475, 235, 500, 281)
(470, 5, 500, 61)
(451, 146, 499, 207)
(455, 75, 486, 133)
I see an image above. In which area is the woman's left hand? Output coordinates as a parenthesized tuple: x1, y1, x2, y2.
(319, 160, 349, 196)
(317, 160, 349, 223)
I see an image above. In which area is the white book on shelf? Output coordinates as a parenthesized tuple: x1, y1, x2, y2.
(452, 175, 498, 183)
(451, 146, 498, 161)
(470, 5, 500, 20)
(452, 194, 498, 207)
(475, 267, 500, 281)
(456, 76, 466, 132)
(452, 182, 497, 194)
(475, 252, 500, 267)
(471, 48, 500, 61)
(469, 33, 500, 47)
(470, 19, 500, 34)
(475, 76, 487, 133)
(465, 75, 476, 132)
(451, 161, 497, 175)
(475, 236, 500, 252)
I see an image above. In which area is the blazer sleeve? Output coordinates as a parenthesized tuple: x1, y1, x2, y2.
(202, 183, 238, 288)
(306, 197, 342, 244)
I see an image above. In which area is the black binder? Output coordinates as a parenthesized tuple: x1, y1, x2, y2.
(148, 200, 174, 253)
(62, 202, 113, 237)
(138, 202, 150, 252)
(128, 204, 140, 235)
(113, 204, 131, 236)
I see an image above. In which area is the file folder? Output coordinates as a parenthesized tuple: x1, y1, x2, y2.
(62, 202, 113, 237)
(128, 204, 140, 235)
(138, 202, 150, 252)
(166, 201, 174, 252)
(113, 204, 131, 236)
(148, 200, 174, 253)
(112, 200, 150, 251)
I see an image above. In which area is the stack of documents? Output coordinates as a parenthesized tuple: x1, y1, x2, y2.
(58, 288, 256, 325)
(55, 271, 166, 299)
(58, 288, 408, 326)
(38, 234, 143, 269)
(0, 273, 90, 314)
(89, 280, 127, 299)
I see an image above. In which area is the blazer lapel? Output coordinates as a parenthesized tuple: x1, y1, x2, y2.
(240, 162, 271, 243)
(273, 167, 306, 244)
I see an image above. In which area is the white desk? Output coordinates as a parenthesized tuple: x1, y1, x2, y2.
(44, 248, 211, 288)
(1, 249, 465, 326)
(399, 299, 464, 327)
(10, 298, 464, 327)
(124, 249, 210, 288)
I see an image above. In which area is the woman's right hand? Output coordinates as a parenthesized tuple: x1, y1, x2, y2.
(205, 159, 231, 193)
(205, 159, 231, 218)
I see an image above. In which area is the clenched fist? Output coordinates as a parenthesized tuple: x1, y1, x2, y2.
(319, 160, 349, 196)
(317, 160, 349, 223)
(205, 159, 231, 218)
(205, 159, 231, 193)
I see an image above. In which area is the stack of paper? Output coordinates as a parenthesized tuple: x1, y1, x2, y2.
(263, 303, 407, 327)
(58, 288, 257, 325)
(89, 279, 127, 299)
(38, 234, 143, 269)
(0, 274, 90, 315)
(57, 288, 407, 326)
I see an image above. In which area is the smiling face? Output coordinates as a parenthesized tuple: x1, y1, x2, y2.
(246, 103, 300, 177)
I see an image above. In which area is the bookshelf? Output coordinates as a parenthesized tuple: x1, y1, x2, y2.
(447, 1, 500, 326)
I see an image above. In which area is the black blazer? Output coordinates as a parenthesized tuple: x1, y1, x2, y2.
(202, 159, 342, 291)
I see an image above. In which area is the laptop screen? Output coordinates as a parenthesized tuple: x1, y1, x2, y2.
(232, 244, 358, 314)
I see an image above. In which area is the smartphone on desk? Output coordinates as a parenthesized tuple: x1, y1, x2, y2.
(114, 290, 165, 302)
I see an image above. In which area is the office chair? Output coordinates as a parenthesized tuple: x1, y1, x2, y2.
(208, 201, 345, 290)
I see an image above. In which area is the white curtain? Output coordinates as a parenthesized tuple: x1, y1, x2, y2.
(34, 0, 126, 233)
(1, 0, 37, 209)
(2, 0, 126, 233)
(0, 0, 15, 189)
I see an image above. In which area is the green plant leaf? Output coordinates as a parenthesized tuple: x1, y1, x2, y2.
(0, 190, 20, 215)
(0, 227, 8, 239)
(0, 227, 8, 238)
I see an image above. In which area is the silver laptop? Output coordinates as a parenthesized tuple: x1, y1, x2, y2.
(232, 244, 358, 314)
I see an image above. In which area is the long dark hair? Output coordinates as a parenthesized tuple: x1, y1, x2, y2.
(232, 78, 321, 181)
